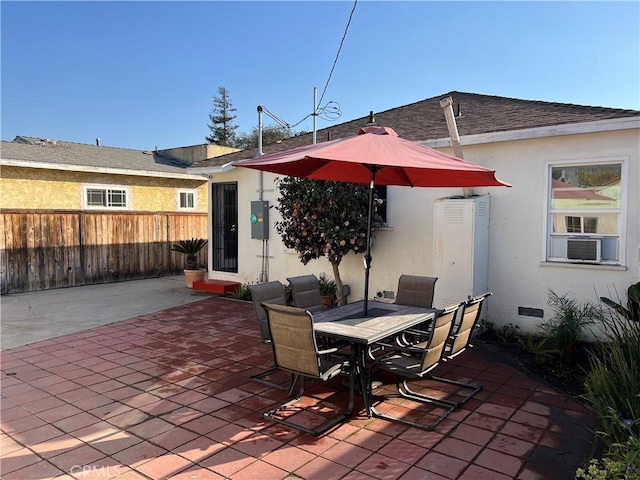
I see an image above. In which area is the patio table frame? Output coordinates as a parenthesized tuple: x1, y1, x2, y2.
(313, 300, 436, 414)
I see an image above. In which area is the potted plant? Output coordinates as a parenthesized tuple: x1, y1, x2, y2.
(171, 238, 208, 288)
(318, 273, 337, 308)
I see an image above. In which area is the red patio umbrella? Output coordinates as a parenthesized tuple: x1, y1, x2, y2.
(233, 126, 511, 315)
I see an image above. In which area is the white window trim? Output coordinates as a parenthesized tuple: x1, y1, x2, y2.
(541, 156, 628, 267)
(82, 184, 130, 211)
(177, 189, 197, 211)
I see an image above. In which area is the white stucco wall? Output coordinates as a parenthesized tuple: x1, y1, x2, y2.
(207, 124, 639, 335)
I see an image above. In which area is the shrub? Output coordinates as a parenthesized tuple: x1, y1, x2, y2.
(229, 283, 251, 301)
(583, 307, 640, 444)
(540, 290, 597, 364)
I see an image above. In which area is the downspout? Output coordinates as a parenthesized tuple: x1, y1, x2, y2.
(440, 96, 473, 197)
(256, 106, 268, 282)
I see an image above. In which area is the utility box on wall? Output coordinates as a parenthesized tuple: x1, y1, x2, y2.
(433, 195, 490, 310)
(250, 201, 269, 240)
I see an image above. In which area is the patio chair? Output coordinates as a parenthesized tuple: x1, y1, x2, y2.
(367, 302, 462, 431)
(287, 274, 327, 313)
(395, 274, 438, 308)
(247, 281, 295, 391)
(261, 303, 355, 436)
(425, 292, 492, 407)
(369, 274, 439, 352)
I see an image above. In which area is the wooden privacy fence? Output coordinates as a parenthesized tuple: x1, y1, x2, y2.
(0, 210, 208, 294)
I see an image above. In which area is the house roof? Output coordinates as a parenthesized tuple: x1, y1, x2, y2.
(1, 136, 207, 180)
(190, 90, 640, 170)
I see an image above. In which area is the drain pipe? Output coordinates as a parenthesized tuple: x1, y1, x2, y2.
(440, 96, 472, 197)
(256, 106, 268, 282)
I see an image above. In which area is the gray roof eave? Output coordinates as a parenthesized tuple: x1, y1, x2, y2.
(0, 158, 208, 181)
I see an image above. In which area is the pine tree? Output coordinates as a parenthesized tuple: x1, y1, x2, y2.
(206, 86, 238, 146)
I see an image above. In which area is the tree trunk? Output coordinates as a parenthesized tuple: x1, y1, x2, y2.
(331, 260, 345, 306)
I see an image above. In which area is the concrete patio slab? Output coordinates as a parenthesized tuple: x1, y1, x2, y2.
(1, 276, 215, 350)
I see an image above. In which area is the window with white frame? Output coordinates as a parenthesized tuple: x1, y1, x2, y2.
(178, 190, 196, 210)
(546, 160, 624, 265)
(84, 186, 129, 210)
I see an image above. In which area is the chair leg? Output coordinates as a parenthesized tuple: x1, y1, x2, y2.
(251, 365, 296, 392)
(261, 369, 355, 436)
(426, 373, 483, 407)
(368, 376, 456, 431)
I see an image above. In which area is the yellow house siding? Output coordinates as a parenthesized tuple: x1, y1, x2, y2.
(0, 166, 208, 212)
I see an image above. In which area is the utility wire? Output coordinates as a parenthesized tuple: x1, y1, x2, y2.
(317, 0, 358, 109)
(260, 0, 357, 132)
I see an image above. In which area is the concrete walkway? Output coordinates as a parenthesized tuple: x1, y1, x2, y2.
(0, 276, 216, 350)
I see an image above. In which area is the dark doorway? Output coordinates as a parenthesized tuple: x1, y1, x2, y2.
(212, 183, 238, 273)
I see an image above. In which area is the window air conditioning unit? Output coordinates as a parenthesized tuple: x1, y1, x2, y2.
(567, 238, 601, 262)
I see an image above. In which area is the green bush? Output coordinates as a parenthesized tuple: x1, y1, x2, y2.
(583, 310, 640, 444)
(576, 408, 640, 479)
(229, 283, 251, 301)
(540, 290, 597, 364)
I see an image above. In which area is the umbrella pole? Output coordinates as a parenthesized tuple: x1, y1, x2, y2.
(363, 167, 379, 316)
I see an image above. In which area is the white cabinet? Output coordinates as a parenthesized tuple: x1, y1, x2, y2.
(433, 195, 490, 310)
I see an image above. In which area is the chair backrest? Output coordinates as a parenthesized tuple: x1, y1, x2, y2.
(287, 274, 324, 313)
(262, 303, 321, 377)
(447, 292, 492, 359)
(247, 281, 286, 342)
(418, 303, 461, 372)
(395, 275, 438, 308)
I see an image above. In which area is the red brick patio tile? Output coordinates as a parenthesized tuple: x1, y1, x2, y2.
(232, 459, 288, 479)
(30, 434, 84, 458)
(127, 417, 175, 439)
(1, 410, 48, 434)
(48, 444, 106, 472)
(262, 444, 316, 472)
(181, 414, 228, 435)
(3, 459, 66, 480)
(173, 436, 226, 462)
(111, 441, 168, 468)
(378, 438, 429, 465)
(499, 421, 545, 443)
(21, 395, 68, 414)
(0, 447, 42, 475)
(295, 456, 351, 480)
(135, 452, 193, 480)
(12, 423, 65, 445)
(169, 465, 225, 479)
(233, 431, 285, 458)
(355, 451, 412, 480)
(199, 446, 256, 478)
(345, 427, 393, 452)
(459, 464, 514, 479)
(415, 451, 468, 478)
(323, 439, 373, 467)
(488, 433, 536, 457)
(52, 411, 102, 433)
(510, 410, 550, 430)
(433, 437, 484, 462)
(474, 448, 525, 477)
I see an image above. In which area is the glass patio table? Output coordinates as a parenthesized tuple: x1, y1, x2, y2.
(313, 300, 436, 413)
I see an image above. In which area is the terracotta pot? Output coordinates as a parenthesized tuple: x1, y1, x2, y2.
(321, 295, 334, 309)
(184, 269, 206, 288)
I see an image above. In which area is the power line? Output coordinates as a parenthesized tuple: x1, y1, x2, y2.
(260, 0, 357, 132)
(317, 0, 358, 109)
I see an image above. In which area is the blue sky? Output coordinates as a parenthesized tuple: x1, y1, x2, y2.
(2, 1, 639, 151)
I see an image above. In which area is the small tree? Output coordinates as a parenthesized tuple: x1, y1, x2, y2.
(235, 125, 291, 150)
(206, 86, 238, 146)
(274, 177, 381, 305)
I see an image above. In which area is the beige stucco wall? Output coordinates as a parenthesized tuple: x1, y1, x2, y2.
(160, 144, 239, 163)
(0, 166, 208, 212)
(207, 125, 639, 336)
